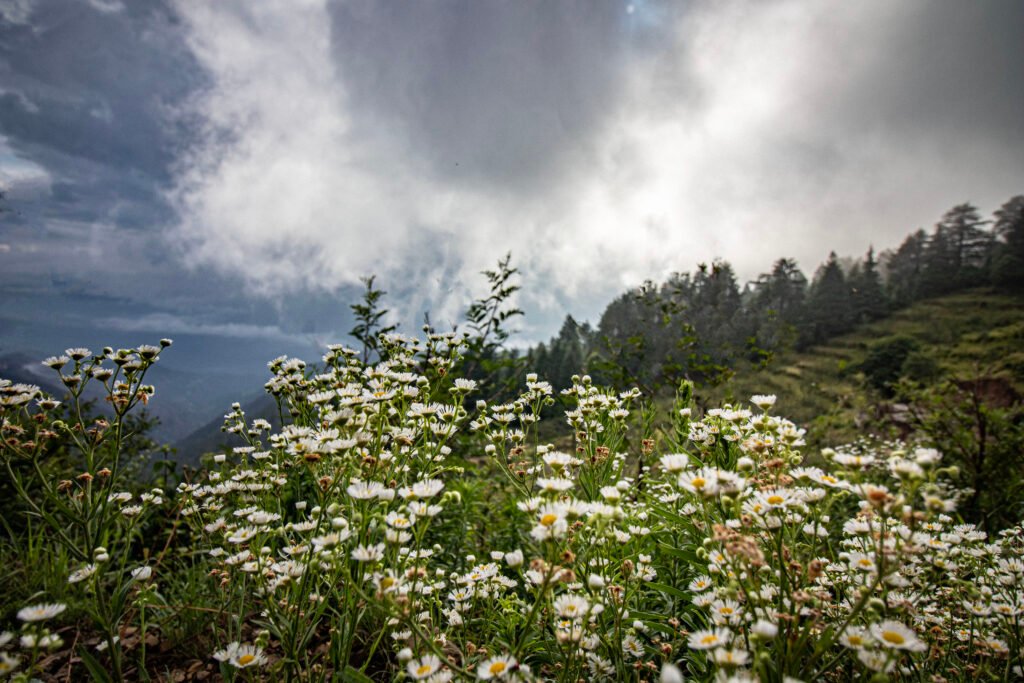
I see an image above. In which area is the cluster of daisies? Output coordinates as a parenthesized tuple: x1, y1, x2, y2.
(647, 401, 1024, 681)
(174, 333, 478, 677)
(1, 344, 176, 679)
(0, 603, 68, 677)
(4, 334, 1023, 682)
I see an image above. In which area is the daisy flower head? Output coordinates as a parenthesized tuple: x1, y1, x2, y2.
(477, 653, 517, 679)
(68, 564, 97, 584)
(213, 641, 268, 668)
(659, 453, 689, 473)
(536, 477, 574, 494)
(688, 575, 713, 592)
(751, 619, 778, 640)
(411, 479, 445, 499)
(351, 543, 386, 563)
(553, 594, 590, 619)
(870, 620, 927, 652)
(755, 488, 795, 510)
(839, 626, 872, 650)
(17, 603, 67, 622)
(857, 649, 895, 673)
(0, 652, 19, 675)
(678, 469, 719, 497)
(408, 653, 443, 679)
(688, 627, 731, 650)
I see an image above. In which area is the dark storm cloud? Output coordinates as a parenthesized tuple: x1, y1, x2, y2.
(0, 0, 199, 178)
(842, 2, 1024, 144)
(326, 1, 646, 192)
(2, 0, 1024, 354)
(0, 0, 239, 325)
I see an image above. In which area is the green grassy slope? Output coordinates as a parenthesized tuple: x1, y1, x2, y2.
(705, 288, 1024, 446)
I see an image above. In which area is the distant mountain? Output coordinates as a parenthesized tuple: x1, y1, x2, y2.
(0, 350, 261, 445)
(140, 362, 257, 443)
(171, 389, 282, 469)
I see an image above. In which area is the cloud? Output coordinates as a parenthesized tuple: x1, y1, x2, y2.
(3, 0, 1022, 352)
(0, 0, 36, 24)
(0, 136, 51, 190)
(167, 0, 1024, 338)
(102, 312, 308, 344)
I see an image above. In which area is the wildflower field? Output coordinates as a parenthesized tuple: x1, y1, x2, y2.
(1, 333, 1022, 682)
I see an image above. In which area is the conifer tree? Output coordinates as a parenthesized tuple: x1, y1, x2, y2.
(992, 195, 1024, 289)
(849, 247, 888, 323)
(885, 229, 927, 306)
(804, 252, 852, 345)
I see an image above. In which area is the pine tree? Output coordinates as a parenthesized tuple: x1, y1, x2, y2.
(804, 252, 853, 345)
(884, 229, 927, 306)
(849, 247, 888, 323)
(751, 258, 807, 352)
(921, 204, 991, 293)
(991, 195, 1024, 289)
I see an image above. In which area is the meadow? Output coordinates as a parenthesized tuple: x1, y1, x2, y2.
(1, 331, 1021, 682)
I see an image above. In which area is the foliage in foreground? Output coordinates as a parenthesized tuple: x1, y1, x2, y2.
(1, 335, 1023, 682)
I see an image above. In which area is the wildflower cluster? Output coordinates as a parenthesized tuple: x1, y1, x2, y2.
(177, 333, 474, 679)
(649, 403, 1024, 681)
(1, 342, 171, 679)
(1, 333, 1022, 682)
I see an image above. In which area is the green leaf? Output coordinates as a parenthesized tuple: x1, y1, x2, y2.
(78, 647, 114, 683)
(649, 505, 693, 529)
(341, 664, 376, 683)
(656, 541, 701, 565)
(647, 581, 690, 600)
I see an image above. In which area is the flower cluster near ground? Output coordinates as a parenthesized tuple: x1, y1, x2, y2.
(1, 334, 1021, 682)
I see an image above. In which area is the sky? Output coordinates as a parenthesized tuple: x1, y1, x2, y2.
(2, 0, 1024, 375)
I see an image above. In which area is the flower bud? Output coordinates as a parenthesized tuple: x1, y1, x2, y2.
(505, 549, 524, 568)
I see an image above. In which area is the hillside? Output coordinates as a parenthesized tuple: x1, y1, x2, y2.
(705, 288, 1024, 445)
(171, 289, 1024, 462)
(172, 391, 280, 468)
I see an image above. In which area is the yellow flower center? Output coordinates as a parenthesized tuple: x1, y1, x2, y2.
(540, 513, 558, 526)
(237, 654, 255, 666)
(701, 635, 718, 645)
(882, 631, 906, 645)
(858, 558, 873, 567)
(720, 607, 733, 615)
(489, 661, 507, 674)
(767, 495, 784, 505)
(691, 477, 706, 488)
(381, 577, 395, 589)
(848, 635, 864, 646)
(416, 664, 432, 676)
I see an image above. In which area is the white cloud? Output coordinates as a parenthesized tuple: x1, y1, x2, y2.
(103, 312, 307, 344)
(0, 0, 36, 25)
(167, 0, 1024, 335)
(0, 136, 51, 192)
